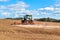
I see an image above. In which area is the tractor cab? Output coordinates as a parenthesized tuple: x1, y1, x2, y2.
(24, 15, 32, 20)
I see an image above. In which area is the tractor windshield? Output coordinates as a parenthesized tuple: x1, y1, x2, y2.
(24, 15, 32, 20)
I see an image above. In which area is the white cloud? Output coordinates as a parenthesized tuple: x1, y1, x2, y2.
(55, 3, 60, 7)
(2, 12, 9, 16)
(24, 10, 31, 15)
(41, 12, 47, 15)
(0, 6, 6, 9)
(0, 1, 30, 17)
(53, 3, 60, 15)
(0, 0, 8, 2)
(14, 14, 19, 18)
(44, 7, 54, 11)
(0, 10, 4, 13)
(38, 7, 55, 11)
(38, 8, 44, 10)
(7, 1, 29, 11)
(30, 10, 40, 15)
(38, 1, 60, 16)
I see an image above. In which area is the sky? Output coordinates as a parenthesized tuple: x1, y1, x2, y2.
(0, 0, 60, 19)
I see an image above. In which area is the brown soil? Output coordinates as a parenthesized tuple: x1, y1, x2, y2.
(0, 19, 60, 40)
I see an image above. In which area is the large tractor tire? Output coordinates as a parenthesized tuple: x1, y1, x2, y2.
(21, 20, 34, 25)
(29, 20, 34, 24)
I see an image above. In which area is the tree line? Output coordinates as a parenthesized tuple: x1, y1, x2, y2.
(5, 17, 60, 22)
(34, 17, 60, 22)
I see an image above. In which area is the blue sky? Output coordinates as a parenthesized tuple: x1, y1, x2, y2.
(0, 0, 60, 19)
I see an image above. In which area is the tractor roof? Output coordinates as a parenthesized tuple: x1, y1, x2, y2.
(26, 15, 32, 16)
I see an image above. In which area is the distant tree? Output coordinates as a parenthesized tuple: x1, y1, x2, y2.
(34, 17, 60, 22)
(5, 17, 23, 20)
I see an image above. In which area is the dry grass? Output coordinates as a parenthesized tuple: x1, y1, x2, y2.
(0, 19, 60, 40)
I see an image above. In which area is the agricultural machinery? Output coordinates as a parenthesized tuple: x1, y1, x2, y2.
(12, 15, 34, 25)
(21, 15, 34, 24)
